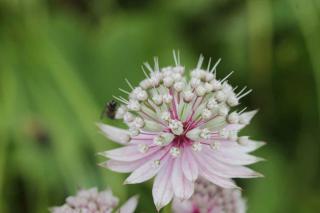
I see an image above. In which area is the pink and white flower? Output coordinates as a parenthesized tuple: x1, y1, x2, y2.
(172, 178, 246, 213)
(50, 187, 138, 213)
(98, 53, 265, 211)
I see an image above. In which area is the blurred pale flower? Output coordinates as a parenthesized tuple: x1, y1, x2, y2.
(50, 187, 138, 213)
(172, 178, 246, 213)
(98, 53, 265, 210)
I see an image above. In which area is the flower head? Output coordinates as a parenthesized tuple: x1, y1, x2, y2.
(172, 178, 246, 213)
(98, 53, 265, 210)
(50, 187, 138, 213)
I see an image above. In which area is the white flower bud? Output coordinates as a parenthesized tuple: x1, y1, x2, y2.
(152, 94, 163, 105)
(192, 142, 202, 151)
(172, 73, 182, 81)
(170, 147, 181, 157)
(152, 160, 161, 168)
(163, 94, 173, 104)
(169, 120, 184, 135)
(183, 90, 195, 102)
(210, 79, 222, 91)
(133, 117, 145, 128)
(190, 78, 201, 88)
(201, 108, 212, 120)
(136, 90, 148, 101)
(129, 127, 140, 137)
(205, 72, 214, 82)
(163, 77, 174, 87)
(191, 70, 202, 78)
(227, 95, 239, 107)
(174, 81, 185, 92)
(200, 128, 210, 139)
(210, 140, 220, 150)
(228, 112, 239, 124)
(173, 65, 184, 74)
(127, 100, 141, 111)
(124, 112, 135, 123)
(222, 82, 233, 93)
(138, 144, 149, 153)
(204, 82, 214, 92)
(139, 79, 151, 90)
(215, 91, 226, 102)
(195, 85, 206, 96)
(153, 132, 174, 146)
(207, 98, 217, 109)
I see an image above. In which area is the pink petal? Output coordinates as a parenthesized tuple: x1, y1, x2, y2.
(240, 110, 258, 123)
(152, 157, 174, 211)
(97, 123, 130, 144)
(100, 145, 159, 161)
(193, 152, 238, 189)
(118, 195, 139, 213)
(211, 147, 264, 165)
(218, 139, 265, 153)
(181, 148, 198, 181)
(171, 157, 194, 200)
(124, 149, 168, 184)
(202, 148, 263, 178)
(237, 137, 266, 153)
(100, 159, 145, 173)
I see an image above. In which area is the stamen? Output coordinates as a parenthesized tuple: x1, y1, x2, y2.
(206, 57, 212, 71)
(196, 54, 204, 69)
(113, 96, 128, 104)
(119, 88, 130, 95)
(237, 89, 252, 99)
(125, 78, 134, 90)
(210, 58, 221, 73)
(221, 71, 234, 83)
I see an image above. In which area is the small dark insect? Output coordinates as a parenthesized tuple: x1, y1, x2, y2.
(101, 100, 118, 119)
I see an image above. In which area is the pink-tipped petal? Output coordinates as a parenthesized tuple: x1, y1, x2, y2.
(238, 137, 266, 153)
(124, 149, 168, 184)
(118, 195, 139, 213)
(214, 151, 264, 166)
(152, 158, 174, 211)
(181, 148, 198, 181)
(217, 138, 265, 154)
(202, 148, 263, 178)
(193, 152, 239, 189)
(100, 159, 145, 173)
(171, 157, 194, 200)
(101, 145, 159, 161)
(97, 123, 130, 144)
(240, 110, 258, 123)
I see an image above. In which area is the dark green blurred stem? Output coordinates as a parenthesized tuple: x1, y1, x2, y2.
(290, 0, 320, 191)
(247, 0, 273, 108)
(290, 0, 320, 124)
(0, 58, 19, 213)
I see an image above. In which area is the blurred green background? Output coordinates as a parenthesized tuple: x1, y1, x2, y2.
(0, 0, 320, 212)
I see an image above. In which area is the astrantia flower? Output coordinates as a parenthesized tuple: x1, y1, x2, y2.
(98, 53, 265, 210)
(172, 178, 246, 213)
(50, 187, 138, 213)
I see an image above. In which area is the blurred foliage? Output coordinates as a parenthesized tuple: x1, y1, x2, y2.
(0, 0, 320, 212)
